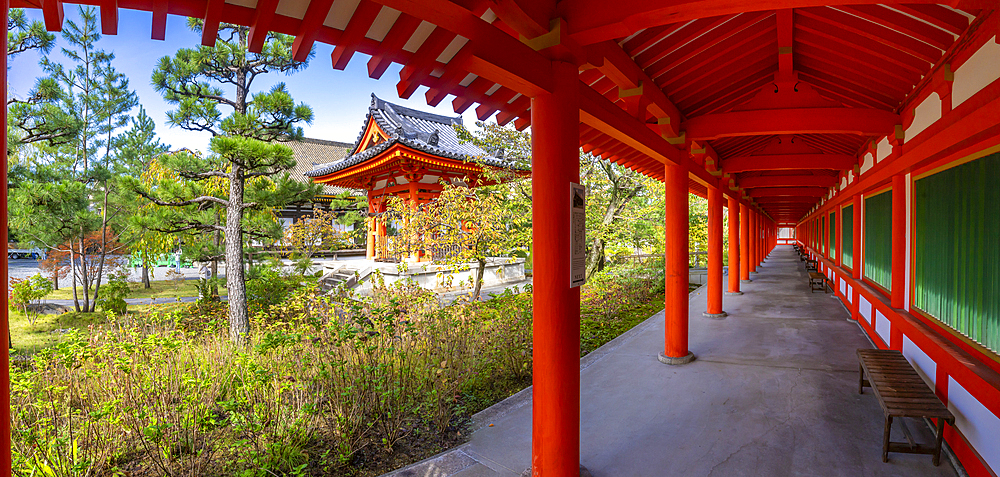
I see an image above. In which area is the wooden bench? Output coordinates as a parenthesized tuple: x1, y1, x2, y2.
(857, 349, 954, 466)
(805, 258, 818, 271)
(808, 271, 828, 292)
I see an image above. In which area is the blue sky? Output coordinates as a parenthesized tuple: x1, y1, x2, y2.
(9, 6, 486, 154)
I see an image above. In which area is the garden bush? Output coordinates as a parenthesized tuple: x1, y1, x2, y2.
(11, 277, 533, 476)
(10, 262, 665, 476)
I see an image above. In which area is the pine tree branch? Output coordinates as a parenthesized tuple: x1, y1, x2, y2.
(135, 189, 229, 208)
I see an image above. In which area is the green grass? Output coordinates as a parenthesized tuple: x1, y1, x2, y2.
(580, 292, 665, 356)
(46, 279, 203, 300)
(8, 310, 107, 354)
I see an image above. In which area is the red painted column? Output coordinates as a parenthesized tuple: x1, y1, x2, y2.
(705, 186, 726, 317)
(891, 174, 907, 309)
(660, 161, 693, 364)
(1, 1, 10, 473)
(727, 196, 742, 295)
(749, 211, 757, 273)
(530, 61, 581, 476)
(853, 194, 862, 279)
(834, 207, 842, 267)
(739, 202, 751, 282)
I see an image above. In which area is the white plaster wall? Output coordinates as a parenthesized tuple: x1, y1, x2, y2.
(861, 152, 874, 174)
(876, 137, 891, 162)
(905, 92, 941, 141)
(839, 278, 846, 295)
(875, 310, 891, 345)
(859, 296, 872, 324)
(902, 336, 936, 387)
(847, 284, 853, 303)
(948, 377, 1000, 473)
(953, 36, 1000, 108)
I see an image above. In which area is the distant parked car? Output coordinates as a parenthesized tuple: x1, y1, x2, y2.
(6, 243, 45, 260)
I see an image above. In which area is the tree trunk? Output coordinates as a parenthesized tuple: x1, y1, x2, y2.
(212, 210, 221, 297)
(141, 265, 150, 288)
(587, 238, 606, 279)
(226, 166, 250, 343)
(70, 250, 81, 313)
(78, 235, 91, 312)
(90, 183, 110, 313)
(474, 257, 486, 300)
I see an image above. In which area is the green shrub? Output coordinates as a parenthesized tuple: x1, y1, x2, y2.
(96, 272, 130, 316)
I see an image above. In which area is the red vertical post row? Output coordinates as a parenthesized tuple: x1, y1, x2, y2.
(834, 207, 842, 268)
(727, 196, 742, 295)
(705, 186, 726, 317)
(530, 61, 581, 476)
(660, 161, 693, 364)
(891, 174, 907, 309)
(740, 203, 751, 282)
(1, 2, 11, 474)
(749, 211, 757, 273)
(853, 194, 862, 279)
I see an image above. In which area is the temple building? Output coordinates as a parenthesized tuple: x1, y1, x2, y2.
(305, 94, 528, 260)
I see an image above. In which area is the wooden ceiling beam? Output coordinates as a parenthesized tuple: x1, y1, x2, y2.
(749, 187, 828, 197)
(739, 175, 838, 188)
(722, 154, 857, 173)
(290, 0, 335, 60)
(684, 108, 899, 141)
(331, 0, 384, 70)
(247, 0, 280, 52)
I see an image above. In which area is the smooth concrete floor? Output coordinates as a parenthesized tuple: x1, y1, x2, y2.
(387, 246, 960, 477)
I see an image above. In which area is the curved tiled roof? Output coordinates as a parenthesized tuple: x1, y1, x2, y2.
(285, 138, 361, 196)
(306, 94, 528, 178)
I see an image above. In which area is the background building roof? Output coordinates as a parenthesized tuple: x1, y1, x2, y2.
(306, 94, 527, 178)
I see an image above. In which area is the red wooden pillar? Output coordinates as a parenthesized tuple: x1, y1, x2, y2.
(739, 202, 751, 282)
(891, 174, 907, 309)
(705, 186, 726, 317)
(1, 1, 11, 473)
(365, 197, 376, 259)
(749, 211, 757, 272)
(530, 60, 581, 476)
(727, 196, 742, 295)
(660, 161, 693, 364)
(853, 194, 862, 279)
(834, 207, 842, 267)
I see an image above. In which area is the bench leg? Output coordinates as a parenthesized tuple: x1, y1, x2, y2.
(858, 363, 865, 394)
(933, 418, 945, 466)
(882, 416, 893, 463)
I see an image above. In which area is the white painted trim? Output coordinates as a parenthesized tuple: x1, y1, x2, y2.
(948, 377, 1000, 473)
(859, 296, 872, 324)
(875, 310, 891, 346)
(902, 336, 936, 387)
(904, 173, 912, 312)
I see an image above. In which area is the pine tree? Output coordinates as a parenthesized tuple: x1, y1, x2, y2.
(6, 9, 80, 152)
(10, 7, 140, 313)
(135, 21, 317, 343)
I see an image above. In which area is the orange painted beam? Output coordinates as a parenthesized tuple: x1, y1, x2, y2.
(722, 154, 857, 173)
(683, 107, 900, 141)
(739, 175, 838, 188)
(748, 187, 827, 197)
(560, 0, 946, 45)
(291, 0, 335, 60)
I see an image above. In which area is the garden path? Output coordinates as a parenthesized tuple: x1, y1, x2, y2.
(385, 245, 960, 477)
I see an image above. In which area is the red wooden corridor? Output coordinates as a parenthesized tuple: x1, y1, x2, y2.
(4, 0, 1000, 475)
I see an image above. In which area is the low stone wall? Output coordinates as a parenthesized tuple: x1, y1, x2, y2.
(359, 258, 526, 293)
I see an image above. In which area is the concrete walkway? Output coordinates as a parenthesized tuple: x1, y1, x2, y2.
(387, 245, 960, 477)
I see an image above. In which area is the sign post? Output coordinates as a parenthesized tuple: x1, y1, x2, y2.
(570, 183, 586, 287)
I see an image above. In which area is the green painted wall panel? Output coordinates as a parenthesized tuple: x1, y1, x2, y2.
(829, 212, 836, 259)
(842, 205, 853, 267)
(914, 152, 1000, 353)
(865, 190, 893, 290)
